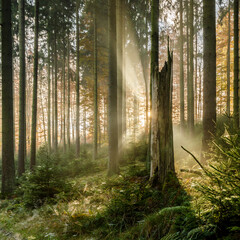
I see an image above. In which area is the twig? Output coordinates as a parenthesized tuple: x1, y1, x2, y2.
(180, 169, 203, 176)
(181, 146, 208, 175)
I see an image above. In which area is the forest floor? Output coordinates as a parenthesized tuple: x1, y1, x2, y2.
(0, 128, 239, 240)
(0, 150, 194, 240)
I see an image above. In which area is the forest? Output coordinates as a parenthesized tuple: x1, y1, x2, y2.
(0, 0, 239, 239)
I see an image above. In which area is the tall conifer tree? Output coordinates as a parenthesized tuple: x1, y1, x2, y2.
(18, 0, 26, 176)
(202, 0, 216, 151)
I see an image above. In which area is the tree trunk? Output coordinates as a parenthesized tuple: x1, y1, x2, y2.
(30, 0, 39, 169)
(150, 0, 159, 176)
(179, 0, 184, 129)
(133, 94, 137, 159)
(47, 34, 51, 152)
(98, 119, 101, 148)
(83, 104, 87, 145)
(117, 0, 123, 156)
(198, 64, 202, 120)
(72, 90, 75, 142)
(40, 79, 47, 143)
(104, 97, 107, 141)
(108, 0, 119, 175)
(1, 0, 15, 196)
(93, 1, 98, 160)
(67, 31, 71, 149)
(194, 4, 198, 122)
(226, 0, 231, 116)
(18, 0, 26, 176)
(188, 0, 194, 133)
(144, 5, 150, 136)
(60, 73, 63, 144)
(51, 49, 55, 150)
(151, 54, 174, 187)
(186, 0, 190, 132)
(76, 0, 80, 157)
(54, 14, 58, 152)
(133, 95, 137, 142)
(122, 0, 127, 139)
(150, 0, 174, 187)
(202, 0, 216, 152)
(233, 0, 239, 127)
(63, 38, 66, 152)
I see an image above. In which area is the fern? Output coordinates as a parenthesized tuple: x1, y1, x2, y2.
(160, 232, 180, 240)
(158, 206, 189, 216)
(187, 224, 216, 240)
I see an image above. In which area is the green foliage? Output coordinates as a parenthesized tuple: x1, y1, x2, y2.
(65, 164, 190, 239)
(215, 114, 234, 136)
(120, 205, 202, 240)
(121, 137, 148, 164)
(49, 144, 103, 178)
(17, 146, 72, 208)
(194, 131, 240, 237)
(62, 154, 97, 178)
(103, 177, 157, 231)
(2, 135, 239, 239)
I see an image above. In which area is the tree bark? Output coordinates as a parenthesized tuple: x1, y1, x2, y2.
(93, 1, 98, 160)
(144, 4, 150, 136)
(63, 38, 66, 152)
(122, 1, 127, 139)
(186, 0, 189, 128)
(202, 0, 216, 152)
(108, 0, 119, 175)
(1, 0, 15, 196)
(194, 3, 198, 122)
(40, 78, 47, 143)
(188, 0, 194, 133)
(51, 49, 55, 150)
(47, 33, 51, 152)
(18, 0, 26, 176)
(198, 64, 202, 120)
(150, 0, 174, 187)
(233, 0, 239, 127)
(150, 0, 159, 176)
(30, 0, 39, 169)
(117, 0, 123, 156)
(76, 0, 80, 157)
(83, 103, 87, 145)
(226, 0, 231, 116)
(151, 54, 175, 187)
(179, 0, 184, 129)
(67, 30, 71, 149)
(54, 13, 58, 152)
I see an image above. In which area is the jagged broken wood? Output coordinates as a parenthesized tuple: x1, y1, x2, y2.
(150, 52, 175, 187)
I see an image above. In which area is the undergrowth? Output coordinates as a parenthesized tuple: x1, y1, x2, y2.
(0, 135, 239, 239)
